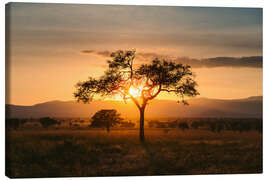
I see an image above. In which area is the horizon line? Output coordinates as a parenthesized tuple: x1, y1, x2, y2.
(6, 95, 263, 107)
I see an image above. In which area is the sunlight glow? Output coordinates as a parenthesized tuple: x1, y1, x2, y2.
(128, 86, 142, 97)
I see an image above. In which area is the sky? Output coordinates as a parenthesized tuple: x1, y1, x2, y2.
(6, 3, 262, 105)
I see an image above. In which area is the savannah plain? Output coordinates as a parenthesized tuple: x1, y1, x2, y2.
(6, 123, 262, 178)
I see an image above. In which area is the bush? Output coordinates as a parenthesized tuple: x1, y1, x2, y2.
(178, 122, 189, 131)
(39, 117, 58, 129)
(6, 118, 27, 130)
(120, 121, 135, 128)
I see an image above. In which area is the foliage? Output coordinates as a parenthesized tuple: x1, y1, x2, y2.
(120, 121, 135, 128)
(39, 117, 59, 129)
(7, 118, 19, 130)
(146, 118, 262, 133)
(178, 122, 189, 131)
(74, 49, 199, 105)
(191, 121, 200, 129)
(168, 121, 178, 128)
(6, 118, 27, 130)
(187, 118, 262, 133)
(90, 109, 123, 132)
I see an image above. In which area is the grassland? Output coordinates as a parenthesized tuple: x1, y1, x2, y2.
(6, 129, 262, 178)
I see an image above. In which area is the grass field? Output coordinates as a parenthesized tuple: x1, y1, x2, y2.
(6, 129, 262, 178)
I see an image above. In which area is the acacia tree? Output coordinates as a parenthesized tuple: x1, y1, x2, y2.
(90, 109, 123, 132)
(74, 50, 199, 142)
(39, 117, 58, 129)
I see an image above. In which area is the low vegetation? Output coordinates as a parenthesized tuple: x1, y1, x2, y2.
(39, 117, 60, 129)
(6, 128, 262, 178)
(5, 116, 262, 177)
(147, 118, 262, 133)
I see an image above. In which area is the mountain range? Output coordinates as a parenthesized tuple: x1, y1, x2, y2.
(6, 96, 262, 119)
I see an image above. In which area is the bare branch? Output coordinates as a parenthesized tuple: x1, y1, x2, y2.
(147, 84, 162, 101)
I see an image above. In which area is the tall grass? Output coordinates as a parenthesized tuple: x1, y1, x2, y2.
(6, 129, 262, 178)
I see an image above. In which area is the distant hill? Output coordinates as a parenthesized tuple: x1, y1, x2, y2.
(6, 96, 262, 119)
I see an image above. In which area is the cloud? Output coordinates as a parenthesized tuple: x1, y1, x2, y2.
(136, 53, 262, 68)
(80, 50, 94, 54)
(174, 56, 262, 68)
(79, 50, 262, 68)
(79, 50, 166, 62)
(80, 50, 111, 57)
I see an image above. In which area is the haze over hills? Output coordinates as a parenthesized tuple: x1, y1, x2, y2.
(6, 96, 262, 119)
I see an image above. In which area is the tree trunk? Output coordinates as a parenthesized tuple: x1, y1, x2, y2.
(139, 107, 145, 142)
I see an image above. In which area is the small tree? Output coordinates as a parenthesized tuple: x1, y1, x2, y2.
(90, 109, 123, 132)
(191, 121, 200, 129)
(74, 50, 199, 142)
(178, 122, 189, 131)
(39, 117, 58, 129)
(168, 120, 178, 128)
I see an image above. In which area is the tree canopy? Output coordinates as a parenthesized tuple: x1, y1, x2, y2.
(74, 49, 199, 141)
(39, 117, 59, 129)
(74, 50, 199, 106)
(90, 109, 123, 132)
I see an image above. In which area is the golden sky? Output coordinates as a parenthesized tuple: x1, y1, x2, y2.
(7, 3, 262, 105)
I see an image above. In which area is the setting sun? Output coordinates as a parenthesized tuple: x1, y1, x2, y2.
(128, 86, 142, 97)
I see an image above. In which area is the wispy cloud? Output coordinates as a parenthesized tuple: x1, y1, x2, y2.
(79, 50, 160, 62)
(80, 50, 262, 68)
(80, 50, 94, 54)
(80, 50, 110, 57)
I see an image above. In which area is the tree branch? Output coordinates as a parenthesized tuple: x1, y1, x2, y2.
(147, 84, 162, 101)
(130, 96, 141, 109)
(160, 89, 177, 93)
(118, 89, 141, 109)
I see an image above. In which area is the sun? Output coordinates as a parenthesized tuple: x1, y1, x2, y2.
(128, 86, 142, 97)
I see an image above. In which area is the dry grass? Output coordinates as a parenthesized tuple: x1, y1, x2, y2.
(6, 129, 262, 178)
